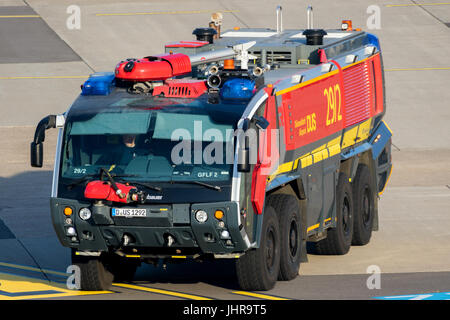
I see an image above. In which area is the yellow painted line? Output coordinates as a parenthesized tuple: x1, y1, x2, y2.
(0, 273, 111, 300)
(386, 2, 450, 7)
(0, 261, 68, 277)
(385, 67, 450, 71)
(96, 9, 239, 17)
(0, 15, 40, 18)
(0, 75, 88, 80)
(113, 283, 212, 300)
(232, 291, 289, 300)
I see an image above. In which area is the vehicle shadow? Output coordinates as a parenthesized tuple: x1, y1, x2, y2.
(133, 258, 240, 290)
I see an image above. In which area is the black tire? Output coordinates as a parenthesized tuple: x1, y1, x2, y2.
(315, 172, 354, 255)
(236, 206, 281, 291)
(352, 164, 376, 245)
(72, 251, 114, 291)
(267, 194, 302, 281)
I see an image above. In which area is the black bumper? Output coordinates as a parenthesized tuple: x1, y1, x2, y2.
(50, 198, 249, 255)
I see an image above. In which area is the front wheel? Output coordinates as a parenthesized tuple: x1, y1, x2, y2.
(235, 206, 281, 291)
(267, 194, 303, 281)
(72, 250, 114, 291)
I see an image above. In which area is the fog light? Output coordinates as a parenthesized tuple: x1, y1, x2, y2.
(79, 208, 92, 221)
(66, 227, 77, 236)
(220, 230, 230, 239)
(195, 210, 208, 223)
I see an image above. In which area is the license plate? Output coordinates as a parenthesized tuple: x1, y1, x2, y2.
(112, 208, 147, 218)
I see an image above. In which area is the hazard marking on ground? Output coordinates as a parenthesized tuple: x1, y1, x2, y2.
(0, 273, 111, 300)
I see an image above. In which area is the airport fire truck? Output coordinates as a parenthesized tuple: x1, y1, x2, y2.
(30, 7, 392, 291)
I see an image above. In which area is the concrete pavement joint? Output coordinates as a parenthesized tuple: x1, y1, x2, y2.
(95, 9, 239, 17)
(386, 2, 450, 6)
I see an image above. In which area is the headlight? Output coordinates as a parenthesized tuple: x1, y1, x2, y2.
(79, 208, 92, 221)
(195, 210, 208, 223)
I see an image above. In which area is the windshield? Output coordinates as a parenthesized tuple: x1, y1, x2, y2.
(60, 93, 247, 185)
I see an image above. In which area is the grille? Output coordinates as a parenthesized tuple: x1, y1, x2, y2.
(342, 61, 372, 127)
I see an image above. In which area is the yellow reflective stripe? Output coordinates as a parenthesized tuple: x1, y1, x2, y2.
(268, 161, 294, 181)
(300, 155, 313, 168)
(307, 223, 320, 233)
(327, 136, 342, 147)
(341, 126, 359, 148)
(113, 283, 212, 300)
(357, 118, 372, 141)
(382, 120, 393, 135)
(328, 143, 341, 157)
(171, 256, 187, 259)
(378, 164, 393, 196)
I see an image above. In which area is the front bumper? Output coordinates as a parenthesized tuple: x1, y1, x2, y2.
(50, 198, 250, 256)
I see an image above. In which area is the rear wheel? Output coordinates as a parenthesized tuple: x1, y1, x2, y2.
(267, 194, 302, 281)
(72, 251, 114, 291)
(236, 206, 280, 291)
(315, 172, 354, 255)
(352, 164, 376, 245)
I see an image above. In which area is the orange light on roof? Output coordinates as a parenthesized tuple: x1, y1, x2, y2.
(234, 26, 240, 30)
(341, 20, 352, 31)
(224, 59, 235, 70)
(214, 210, 224, 220)
(64, 207, 73, 216)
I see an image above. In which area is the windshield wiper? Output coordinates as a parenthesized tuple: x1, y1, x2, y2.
(64, 172, 137, 189)
(170, 180, 222, 191)
(118, 180, 162, 192)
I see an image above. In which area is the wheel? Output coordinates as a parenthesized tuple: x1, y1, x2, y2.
(72, 250, 114, 291)
(352, 164, 376, 245)
(235, 205, 281, 291)
(315, 172, 354, 255)
(267, 194, 302, 281)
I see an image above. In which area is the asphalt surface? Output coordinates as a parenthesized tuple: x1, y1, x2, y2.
(0, 0, 449, 301)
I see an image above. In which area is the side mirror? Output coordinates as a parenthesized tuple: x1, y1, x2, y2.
(30, 142, 43, 168)
(30, 115, 57, 168)
(237, 136, 250, 172)
(253, 115, 269, 130)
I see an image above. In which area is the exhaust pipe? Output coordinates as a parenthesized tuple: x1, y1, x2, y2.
(307, 5, 313, 29)
(276, 5, 283, 34)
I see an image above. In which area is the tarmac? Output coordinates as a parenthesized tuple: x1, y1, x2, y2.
(0, 0, 449, 300)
